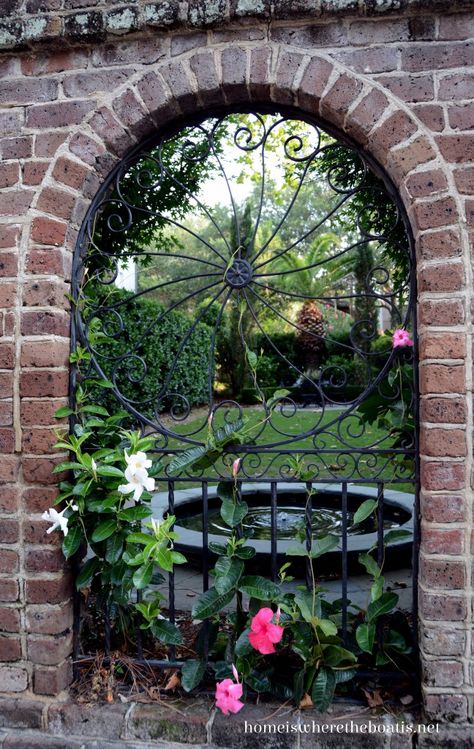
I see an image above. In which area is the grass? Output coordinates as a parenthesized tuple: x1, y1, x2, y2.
(161, 405, 415, 493)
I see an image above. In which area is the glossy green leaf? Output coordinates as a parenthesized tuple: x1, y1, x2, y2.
(181, 659, 206, 692)
(118, 505, 153, 522)
(311, 667, 336, 712)
(91, 519, 117, 543)
(353, 499, 377, 525)
(96, 465, 124, 478)
(238, 576, 280, 601)
(62, 525, 82, 559)
(215, 557, 244, 594)
(75, 557, 100, 589)
(150, 619, 183, 645)
(133, 561, 153, 589)
(105, 533, 124, 564)
(358, 552, 380, 578)
(220, 499, 248, 528)
(54, 406, 74, 418)
(192, 587, 235, 620)
(356, 622, 376, 654)
(367, 591, 398, 622)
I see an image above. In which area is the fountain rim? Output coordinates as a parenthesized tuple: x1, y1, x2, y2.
(151, 482, 414, 555)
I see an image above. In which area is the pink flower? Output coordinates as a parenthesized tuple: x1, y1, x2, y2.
(248, 607, 284, 655)
(215, 665, 244, 715)
(232, 458, 241, 478)
(392, 329, 414, 348)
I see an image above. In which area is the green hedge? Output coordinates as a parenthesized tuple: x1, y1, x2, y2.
(88, 288, 212, 419)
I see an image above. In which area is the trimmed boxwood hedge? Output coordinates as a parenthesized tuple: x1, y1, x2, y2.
(88, 288, 212, 419)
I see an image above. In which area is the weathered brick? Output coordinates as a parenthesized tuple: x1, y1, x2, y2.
(438, 72, 474, 101)
(31, 217, 67, 246)
(375, 73, 434, 102)
(137, 71, 179, 124)
(0, 636, 21, 662)
(348, 18, 408, 44)
(52, 156, 89, 189)
(404, 169, 448, 199)
(320, 73, 363, 128)
(421, 526, 464, 555)
(439, 13, 474, 40)
(437, 134, 474, 164)
(23, 518, 62, 546)
(89, 106, 130, 156)
(22, 486, 59, 514)
(272, 23, 347, 47)
(333, 46, 398, 74)
(424, 694, 468, 722)
(420, 364, 465, 394)
(0, 191, 34, 217)
(26, 100, 95, 129)
(26, 602, 72, 634)
(26, 248, 68, 276)
(420, 557, 466, 590)
(0, 163, 19, 189)
(189, 50, 221, 106)
(27, 632, 73, 665)
(0, 373, 13, 400)
(0, 579, 19, 603)
(0, 666, 28, 692)
(0, 225, 20, 250)
(411, 103, 445, 132)
(448, 102, 474, 131)
(112, 88, 152, 139)
(422, 627, 465, 656)
(0, 402, 14, 427)
(0, 253, 17, 279)
(20, 369, 68, 398)
(421, 397, 466, 424)
(420, 493, 465, 523)
(22, 456, 66, 485)
(22, 428, 58, 454)
(22, 160, 49, 186)
(419, 262, 465, 293)
(0, 428, 15, 454)
(171, 31, 207, 56)
(424, 659, 464, 688)
(92, 37, 166, 66)
(402, 43, 474, 72)
(413, 197, 458, 230)
(64, 10, 105, 43)
(0, 519, 19, 544)
(35, 130, 67, 157)
(370, 111, 418, 160)
(20, 399, 67, 427)
(25, 576, 72, 606)
(0, 110, 23, 137)
(0, 343, 14, 367)
(0, 136, 33, 160)
(0, 78, 58, 106)
(160, 60, 200, 111)
(274, 50, 305, 105)
(63, 69, 131, 98)
(34, 659, 72, 695)
(0, 549, 19, 574)
(298, 56, 333, 111)
(21, 48, 88, 75)
(25, 548, 68, 575)
(36, 187, 76, 221)
(421, 460, 465, 491)
(417, 229, 462, 261)
(0, 607, 20, 633)
(21, 310, 69, 337)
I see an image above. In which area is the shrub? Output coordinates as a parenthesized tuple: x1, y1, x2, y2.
(87, 288, 212, 419)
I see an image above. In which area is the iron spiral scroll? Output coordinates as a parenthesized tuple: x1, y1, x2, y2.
(72, 107, 417, 483)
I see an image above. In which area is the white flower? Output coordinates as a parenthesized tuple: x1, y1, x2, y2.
(71, 503, 79, 512)
(91, 459, 97, 472)
(42, 507, 69, 537)
(125, 451, 152, 475)
(118, 466, 155, 502)
(150, 518, 161, 535)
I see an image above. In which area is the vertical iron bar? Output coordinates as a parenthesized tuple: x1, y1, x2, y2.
(270, 481, 278, 583)
(136, 588, 143, 660)
(201, 481, 209, 662)
(305, 481, 313, 592)
(72, 559, 82, 681)
(104, 604, 111, 657)
(376, 483, 384, 568)
(341, 481, 348, 644)
(168, 480, 176, 662)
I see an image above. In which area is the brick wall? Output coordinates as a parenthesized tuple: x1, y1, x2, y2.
(0, 0, 473, 720)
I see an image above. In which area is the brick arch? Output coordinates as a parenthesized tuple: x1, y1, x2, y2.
(22, 42, 469, 715)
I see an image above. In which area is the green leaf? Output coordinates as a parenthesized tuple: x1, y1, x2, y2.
(246, 348, 258, 369)
(220, 499, 248, 527)
(353, 499, 377, 525)
(76, 557, 100, 589)
(53, 462, 85, 473)
(105, 533, 124, 564)
(170, 551, 187, 565)
(150, 619, 183, 645)
(80, 405, 110, 416)
(286, 544, 308, 557)
(321, 645, 357, 667)
(295, 590, 319, 623)
(54, 406, 74, 418)
(235, 628, 253, 657)
(370, 576, 384, 602)
(62, 525, 82, 559)
(216, 481, 234, 502)
(234, 545, 256, 560)
(96, 465, 124, 478)
(181, 659, 206, 692)
(310, 535, 339, 559)
(311, 667, 336, 712)
(383, 529, 412, 545)
(334, 668, 357, 684)
(168, 445, 221, 474)
(192, 587, 235, 620)
(318, 619, 338, 637)
(367, 591, 399, 622)
(208, 542, 228, 555)
(91, 519, 117, 543)
(356, 622, 376, 654)
(238, 576, 280, 601)
(215, 557, 244, 595)
(246, 671, 272, 693)
(358, 552, 380, 578)
(127, 532, 152, 545)
(118, 505, 153, 522)
(133, 561, 153, 589)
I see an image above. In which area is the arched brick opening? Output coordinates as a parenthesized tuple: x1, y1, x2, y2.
(2, 30, 470, 721)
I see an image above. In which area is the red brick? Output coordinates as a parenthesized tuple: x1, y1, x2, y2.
(0, 225, 20, 250)
(448, 102, 474, 131)
(28, 633, 73, 665)
(92, 37, 166, 66)
(64, 69, 131, 98)
(420, 494, 464, 523)
(22, 280, 69, 310)
(1, 78, 57, 106)
(404, 169, 448, 199)
(188, 50, 222, 106)
(26, 100, 95, 129)
(298, 56, 334, 112)
(375, 73, 434, 102)
(438, 72, 474, 101)
(4, 312, 15, 336)
(0, 608, 20, 633)
(348, 19, 407, 44)
(454, 167, 474, 195)
(421, 461, 465, 491)
(26, 248, 68, 276)
(413, 197, 457, 230)
(320, 73, 363, 128)
(25, 576, 72, 605)
(370, 110, 418, 158)
(0, 284, 16, 309)
(22, 456, 67, 485)
(0, 429, 15, 454)
(171, 31, 208, 55)
(437, 135, 474, 164)
(36, 187, 76, 222)
(21, 309, 69, 337)
(136, 71, 179, 125)
(21, 49, 88, 76)
(0, 402, 13, 427)
(420, 364, 465, 395)
(34, 659, 72, 695)
(160, 60, 199, 110)
(465, 200, 474, 227)
(421, 524, 464, 555)
(22, 160, 49, 186)
(334, 46, 398, 74)
(0, 636, 21, 662)
(21, 340, 69, 368)
(0, 519, 19, 544)
(69, 131, 106, 166)
(35, 131, 67, 157)
(391, 137, 437, 180)
(418, 230, 462, 261)
(20, 399, 68, 427)
(20, 370, 68, 398)
(419, 298, 465, 327)
(0, 136, 33, 159)
(0, 255, 16, 281)
(424, 659, 464, 688)
(422, 424, 466, 457)
(0, 190, 34, 217)
(25, 548, 67, 575)
(411, 104, 445, 133)
(273, 50, 305, 105)
(0, 163, 19, 189)
(0, 486, 18, 513)
(0, 550, 19, 574)
(0, 343, 14, 368)
(402, 43, 474, 72)
(52, 156, 89, 190)
(31, 217, 67, 247)
(22, 486, 59, 513)
(419, 262, 465, 293)
(0, 579, 19, 603)
(249, 47, 272, 101)
(420, 557, 465, 590)
(22, 428, 58, 454)
(26, 604, 72, 636)
(112, 88, 152, 140)
(23, 518, 62, 546)
(424, 694, 468, 722)
(421, 397, 466, 424)
(89, 106, 130, 156)
(439, 14, 474, 40)
(0, 374, 13, 400)
(273, 22, 347, 46)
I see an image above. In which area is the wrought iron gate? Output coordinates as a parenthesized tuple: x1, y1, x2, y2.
(71, 106, 419, 694)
